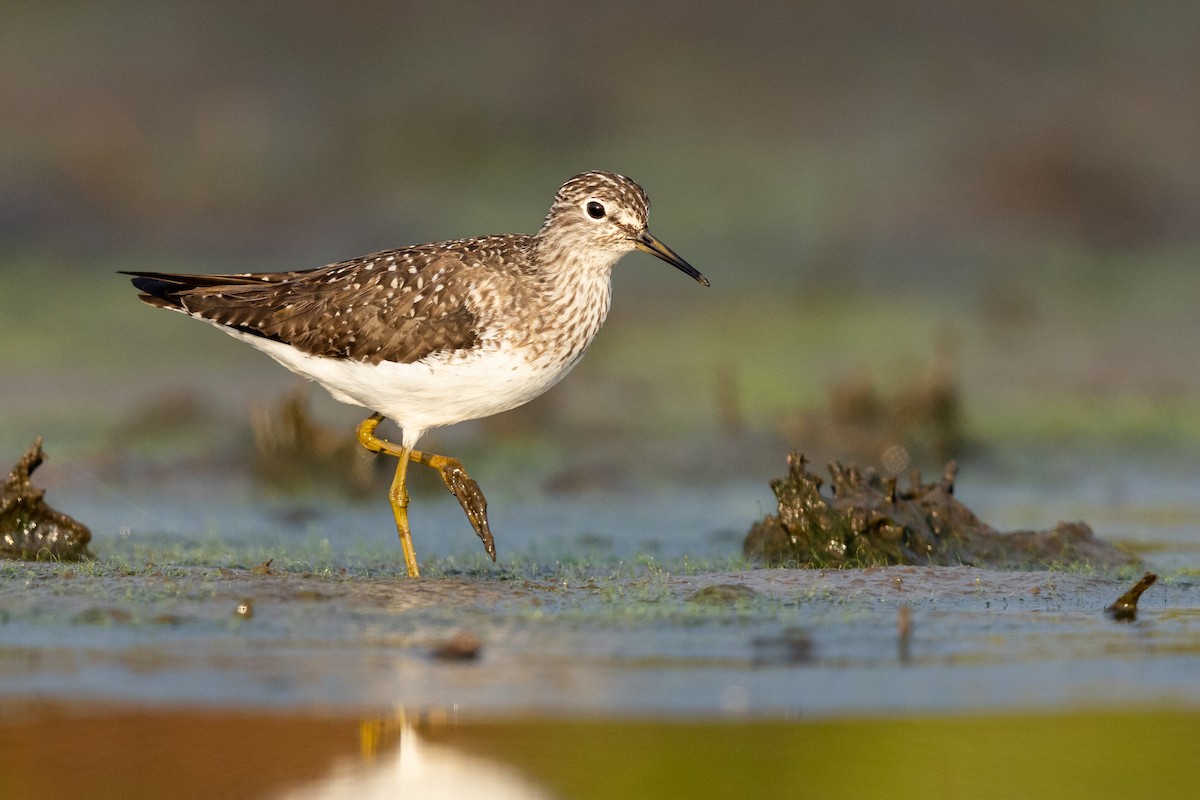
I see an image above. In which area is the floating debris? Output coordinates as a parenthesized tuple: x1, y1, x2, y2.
(1, 438, 92, 561)
(235, 599, 255, 618)
(430, 632, 482, 661)
(73, 606, 132, 625)
(751, 627, 813, 666)
(745, 453, 1139, 570)
(252, 386, 376, 497)
(1105, 572, 1157, 622)
(897, 606, 914, 663)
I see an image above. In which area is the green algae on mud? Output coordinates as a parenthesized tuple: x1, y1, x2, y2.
(2, 554, 1197, 713)
(745, 452, 1139, 571)
(1, 439, 92, 561)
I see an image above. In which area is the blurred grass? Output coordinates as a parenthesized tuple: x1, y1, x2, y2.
(5, 248, 1200, 462)
(4, 0, 1200, 465)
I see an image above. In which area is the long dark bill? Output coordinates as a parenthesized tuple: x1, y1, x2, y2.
(636, 232, 710, 287)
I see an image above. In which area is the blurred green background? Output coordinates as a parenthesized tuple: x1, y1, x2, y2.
(4, 0, 1200, 471)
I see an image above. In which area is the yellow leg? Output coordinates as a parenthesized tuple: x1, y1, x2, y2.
(356, 415, 496, 570)
(388, 454, 421, 578)
(357, 414, 404, 457)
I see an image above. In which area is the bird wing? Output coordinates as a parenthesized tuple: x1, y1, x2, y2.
(124, 248, 485, 365)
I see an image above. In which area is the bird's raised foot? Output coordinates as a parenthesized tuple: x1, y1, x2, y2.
(434, 459, 495, 562)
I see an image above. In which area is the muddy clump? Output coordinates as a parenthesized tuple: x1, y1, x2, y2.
(745, 452, 1138, 571)
(1, 439, 92, 561)
(781, 358, 963, 470)
(251, 387, 376, 497)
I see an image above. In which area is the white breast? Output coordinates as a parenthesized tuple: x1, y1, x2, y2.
(235, 332, 583, 441)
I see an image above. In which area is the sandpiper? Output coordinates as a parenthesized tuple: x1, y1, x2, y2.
(124, 171, 708, 577)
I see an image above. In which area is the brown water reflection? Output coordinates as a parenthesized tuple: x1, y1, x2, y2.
(2, 701, 1197, 800)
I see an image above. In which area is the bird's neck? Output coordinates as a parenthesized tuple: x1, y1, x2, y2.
(518, 237, 615, 362)
(546, 248, 614, 326)
(530, 233, 617, 301)
(532, 230, 622, 278)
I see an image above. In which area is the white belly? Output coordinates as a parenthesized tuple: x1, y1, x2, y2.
(237, 332, 578, 439)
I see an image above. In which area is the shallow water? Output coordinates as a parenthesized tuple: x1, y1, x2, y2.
(4, 445, 1197, 718)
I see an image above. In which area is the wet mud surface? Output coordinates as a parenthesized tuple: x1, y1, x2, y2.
(1, 435, 1197, 720)
(1, 555, 1196, 715)
(745, 453, 1139, 570)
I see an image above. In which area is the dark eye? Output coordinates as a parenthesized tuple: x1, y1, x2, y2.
(586, 201, 606, 219)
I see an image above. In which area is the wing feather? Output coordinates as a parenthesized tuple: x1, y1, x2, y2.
(122, 248, 486, 365)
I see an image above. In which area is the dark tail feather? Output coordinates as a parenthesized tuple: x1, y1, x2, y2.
(120, 270, 275, 309)
(120, 271, 197, 309)
(121, 272, 178, 303)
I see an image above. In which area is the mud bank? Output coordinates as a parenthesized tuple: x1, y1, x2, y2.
(745, 453, 1138, 570)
